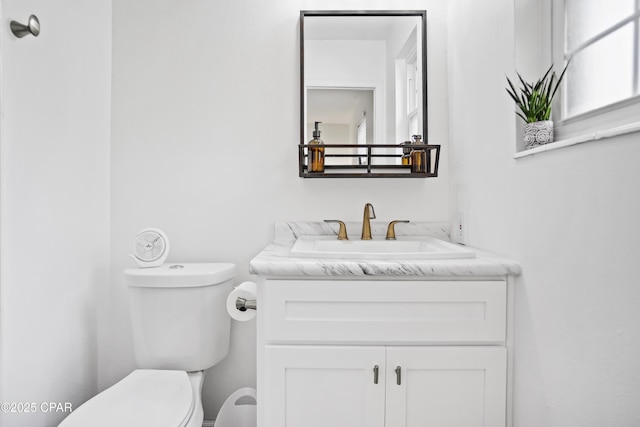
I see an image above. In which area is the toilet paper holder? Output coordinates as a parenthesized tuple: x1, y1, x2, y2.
(236, 297, 257, 312)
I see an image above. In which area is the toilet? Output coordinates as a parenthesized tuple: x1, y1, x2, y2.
(59, 263, 235, 427)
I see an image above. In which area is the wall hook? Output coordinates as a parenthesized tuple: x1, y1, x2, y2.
(10, 15, 40, 38)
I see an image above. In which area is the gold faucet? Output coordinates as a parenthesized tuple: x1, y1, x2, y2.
(385, 220, 410, 240)
(324, 220, 349, 240)
(361, 203, 376, 240)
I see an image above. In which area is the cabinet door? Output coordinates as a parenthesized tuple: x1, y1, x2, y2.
(264, 345, 385, 427)
(386, 347, 507, 427)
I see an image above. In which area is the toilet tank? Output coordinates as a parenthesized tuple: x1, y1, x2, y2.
(125, 263, 235, 371)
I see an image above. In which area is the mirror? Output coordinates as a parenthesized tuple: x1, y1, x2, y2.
(300, 10, 427, 170)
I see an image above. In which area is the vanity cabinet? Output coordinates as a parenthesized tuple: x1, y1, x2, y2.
(265, 345, 506, 427)
(257, 279, 513, 427)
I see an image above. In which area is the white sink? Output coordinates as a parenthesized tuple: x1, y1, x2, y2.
(290, 236, 475, 260)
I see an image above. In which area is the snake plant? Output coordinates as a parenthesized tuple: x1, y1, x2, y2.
(505, 63, 569, 123)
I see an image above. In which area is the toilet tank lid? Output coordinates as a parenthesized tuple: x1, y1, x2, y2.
(125, 263, 236, 288)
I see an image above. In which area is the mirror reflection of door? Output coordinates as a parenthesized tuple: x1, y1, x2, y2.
(306, 88, 374, 165)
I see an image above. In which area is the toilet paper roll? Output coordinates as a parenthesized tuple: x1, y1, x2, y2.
(226, 281, 257, 321)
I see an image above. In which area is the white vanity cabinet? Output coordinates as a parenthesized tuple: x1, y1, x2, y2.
(257, 278, 515, 427)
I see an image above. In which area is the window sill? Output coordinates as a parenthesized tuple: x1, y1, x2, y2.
(514, 121, 640, 159)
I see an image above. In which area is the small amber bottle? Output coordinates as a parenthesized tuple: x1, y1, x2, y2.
(400, 141, 412, 165)
(410, 134, 427, 173)
(308, 121, 325, 173)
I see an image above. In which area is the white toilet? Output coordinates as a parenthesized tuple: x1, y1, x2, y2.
(60, 262, 235, 427)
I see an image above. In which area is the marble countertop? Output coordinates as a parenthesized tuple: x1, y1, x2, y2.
(249, 222, 521, 278)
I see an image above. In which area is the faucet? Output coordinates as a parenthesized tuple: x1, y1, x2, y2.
(385, 220, 410, 240)
(324, 220, 349, 240)
(361, 203, 376, 240)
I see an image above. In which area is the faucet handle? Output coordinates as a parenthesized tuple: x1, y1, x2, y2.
(385, 220, 410, 240)
(324, 220, 349, 240)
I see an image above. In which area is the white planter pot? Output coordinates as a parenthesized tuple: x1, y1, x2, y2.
(523, 120, 554, 149)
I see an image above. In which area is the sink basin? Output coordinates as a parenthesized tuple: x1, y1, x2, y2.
(290, 236, 475, 260)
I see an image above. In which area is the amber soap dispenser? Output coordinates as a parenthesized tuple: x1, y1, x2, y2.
(410, 134, 427, 173)
(308, 121, 325, 173)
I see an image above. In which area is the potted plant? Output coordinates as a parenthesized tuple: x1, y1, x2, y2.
(506, 63, 569, 149)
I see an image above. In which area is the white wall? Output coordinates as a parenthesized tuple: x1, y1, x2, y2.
(306, 40, 385, 144)
(306, 40, 386, 84)
(109, 0, 449, 419)
(0, 1, 111, 426)
(448, 1, 640, 426)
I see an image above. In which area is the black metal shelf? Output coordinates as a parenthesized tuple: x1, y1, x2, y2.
(298, 143, 440, 178)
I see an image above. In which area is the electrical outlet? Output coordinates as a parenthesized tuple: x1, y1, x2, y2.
(454, 212, 466, 245)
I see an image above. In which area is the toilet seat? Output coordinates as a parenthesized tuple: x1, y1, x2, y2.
(59, 370, 194, 427)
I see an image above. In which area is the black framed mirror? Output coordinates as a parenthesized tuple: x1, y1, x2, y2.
(299, 10, 437, 178)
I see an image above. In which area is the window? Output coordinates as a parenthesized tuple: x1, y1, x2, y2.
(357, 114, 367, 146)
(406, 58, 420, 137)
(357, 114, 367, 165)
(554, 0, 640, 139)
(562, 0, 640, 118)
(394, 26, 421, 143)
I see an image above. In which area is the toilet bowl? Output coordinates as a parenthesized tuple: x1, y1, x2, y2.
(59, 263, 235, 427)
